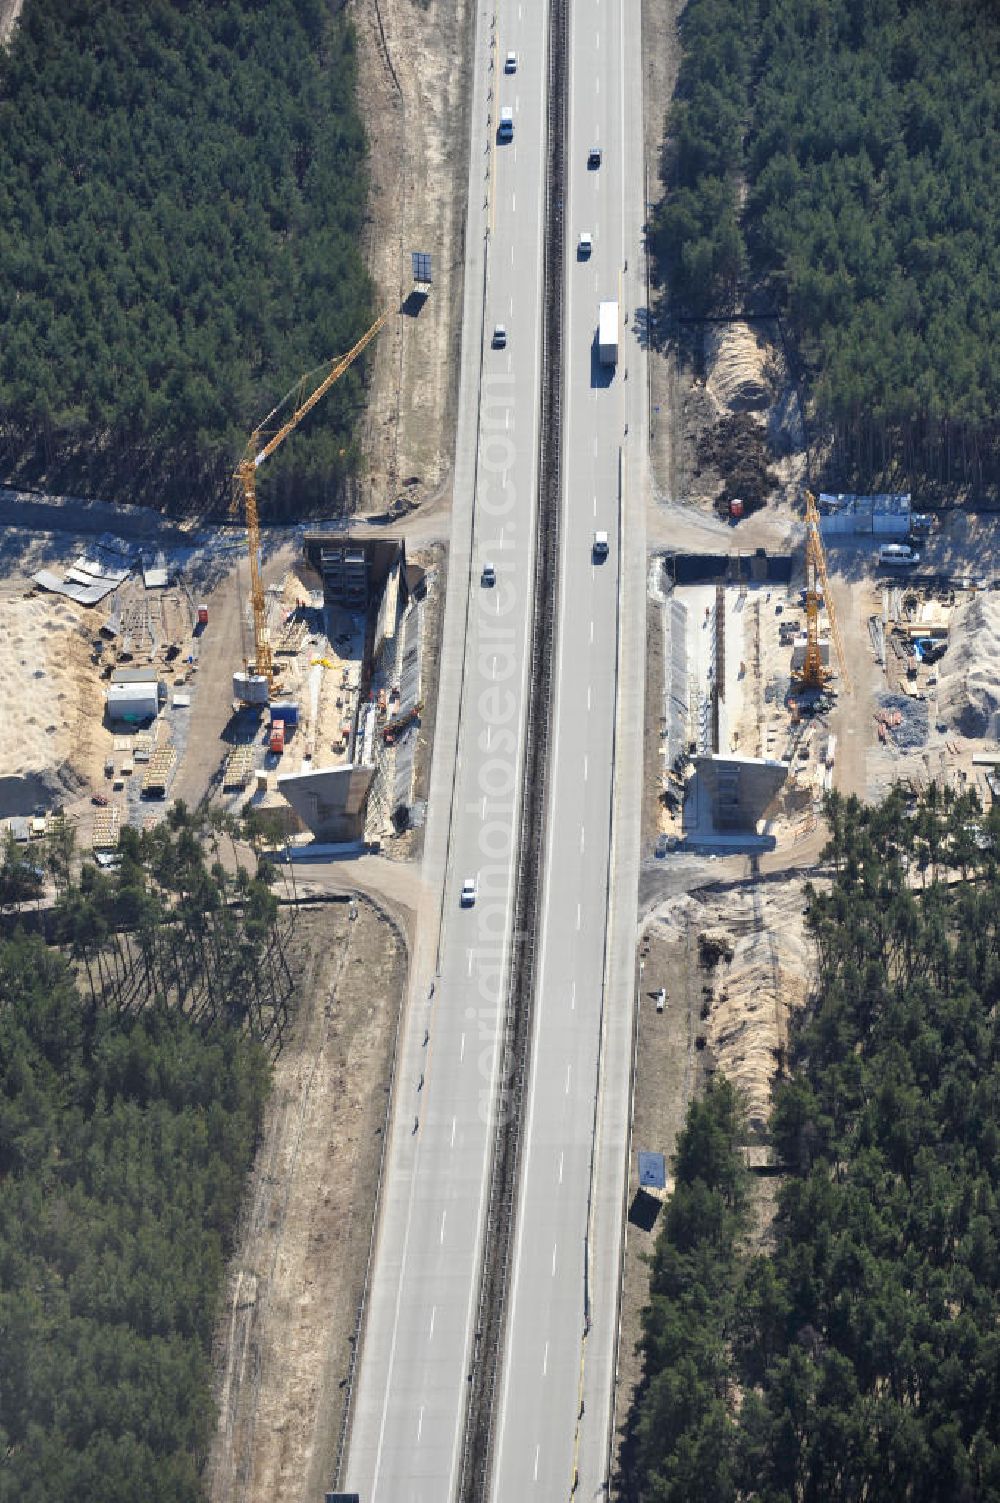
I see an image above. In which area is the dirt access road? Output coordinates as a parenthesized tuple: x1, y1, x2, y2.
(350, 0, 475, 517)
(207, 898, 408, 1503)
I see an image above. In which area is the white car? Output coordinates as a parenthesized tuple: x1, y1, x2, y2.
(481, 561, 496, 587)
(505, 49, 518, 72)
(593, 529, 609, 560)
(461, 877, 478, 907)
(578, 231, 593, 257)
(492, 323, 507, 349)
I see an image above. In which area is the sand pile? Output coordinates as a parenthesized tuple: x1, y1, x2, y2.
(937, 592, 1000, 738)
(279, 561, 323, 609)
(705, 323, 770, 412)
(0, 590, 101, 813)
(652, 879, 815, 1133)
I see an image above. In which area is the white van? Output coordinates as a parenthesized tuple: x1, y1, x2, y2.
(878, 543, 920, 568)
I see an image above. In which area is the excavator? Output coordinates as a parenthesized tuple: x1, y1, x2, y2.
(232, 310, 389, 703)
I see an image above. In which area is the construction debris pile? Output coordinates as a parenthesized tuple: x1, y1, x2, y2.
(697, 412, 778, 513)
(937, 592, 1000, 738)
(877, 692, 928, 751)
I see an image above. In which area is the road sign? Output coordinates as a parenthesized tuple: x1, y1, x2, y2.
(638, 1150, 666, 1190)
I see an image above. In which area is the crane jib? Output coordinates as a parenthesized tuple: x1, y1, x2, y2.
(234, 308, 388, 698)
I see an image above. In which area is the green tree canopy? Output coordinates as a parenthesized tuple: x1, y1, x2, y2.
(651, 0, 1000, 492)
(0, 0, 373, 512)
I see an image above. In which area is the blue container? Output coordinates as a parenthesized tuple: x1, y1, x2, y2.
(269, 701, 299, 727)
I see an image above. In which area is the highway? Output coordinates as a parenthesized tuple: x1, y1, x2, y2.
(343, 0, 552, 1497)
(489, 0, 647, 1493)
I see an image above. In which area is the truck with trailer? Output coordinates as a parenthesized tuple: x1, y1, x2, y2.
(598, 301, 618, 366)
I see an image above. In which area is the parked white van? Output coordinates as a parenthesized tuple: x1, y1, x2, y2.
(878, 543, 920, 568)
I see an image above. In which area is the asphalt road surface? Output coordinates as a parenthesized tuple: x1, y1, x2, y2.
(344, 0, 552, 1497)
(489, 0, 648, 1494)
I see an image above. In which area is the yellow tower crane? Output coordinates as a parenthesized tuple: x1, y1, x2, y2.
(795, 489, 852, 695)
(233, 309, 390, 700)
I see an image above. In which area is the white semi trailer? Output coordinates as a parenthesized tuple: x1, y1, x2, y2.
(598, 300, 618, 366)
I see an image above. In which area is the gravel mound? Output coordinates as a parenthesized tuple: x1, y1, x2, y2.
(706, 323, 771, 411)
(938, 593, 1000, 738)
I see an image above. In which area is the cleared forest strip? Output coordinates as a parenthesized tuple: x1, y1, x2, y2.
(206, 901, 407, 1503)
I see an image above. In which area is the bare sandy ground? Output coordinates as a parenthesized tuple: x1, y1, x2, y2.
(648, 880, 813, 1133)
(207, 899, 408, 1503)
(0, 0, 24, 48)
(0, 583, 103, 813)
(613, 873, 816, 1498)
(350, 0, 474, 515)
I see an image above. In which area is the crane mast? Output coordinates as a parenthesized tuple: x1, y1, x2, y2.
(235, 457, 273, 687)
(234, 310, 390, 696)
(796, 489, 851, 694)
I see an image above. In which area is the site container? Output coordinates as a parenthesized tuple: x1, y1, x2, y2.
(269, 700, 299, 727)
(269, 720, 285, 755)
(197, 605, 209, 625)
(233, 671, 269, 706)
(872, 511, 909, 538)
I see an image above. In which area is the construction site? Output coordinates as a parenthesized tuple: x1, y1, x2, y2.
(647, 493, 1000, 859)
(0, 519, 434, 856)
(0, 313, 440, 864)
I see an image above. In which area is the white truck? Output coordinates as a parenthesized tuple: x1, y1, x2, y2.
(598, 301, 618, 366)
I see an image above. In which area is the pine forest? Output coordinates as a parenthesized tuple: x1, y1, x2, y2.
(629, 789, 1000, 1502)
(652, 0, 1000, 493)
(0, 0, 372, 512)
(0, 810, 294, 1501)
